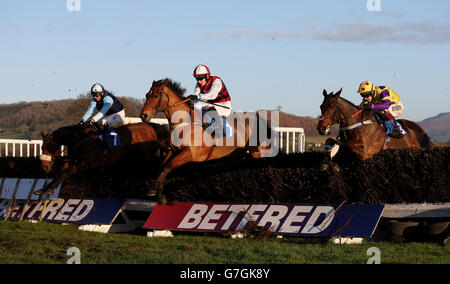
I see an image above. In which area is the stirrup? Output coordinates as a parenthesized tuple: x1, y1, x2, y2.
(388, 129, 404, 139)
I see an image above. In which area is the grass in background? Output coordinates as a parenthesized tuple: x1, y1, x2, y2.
(0, 220, 448, 264)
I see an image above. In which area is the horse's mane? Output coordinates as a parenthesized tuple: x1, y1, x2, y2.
(49, 125, 89, 146)
(338, 96, 359, 109)
(155, 78, 187, 99)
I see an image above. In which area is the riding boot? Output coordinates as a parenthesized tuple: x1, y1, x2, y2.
(388, 120, 404, 139)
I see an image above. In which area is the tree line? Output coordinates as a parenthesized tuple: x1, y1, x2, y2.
(0, 94, 329, 140)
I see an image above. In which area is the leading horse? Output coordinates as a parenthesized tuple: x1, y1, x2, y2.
(317, 89, 432, 161)
(34, 122, 168, 195)
(140, 78, 276, 204)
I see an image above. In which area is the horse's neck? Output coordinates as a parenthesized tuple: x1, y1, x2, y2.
(165, 93, 195, 123)
(337, 98, 367, 126)
(53, 127, 84, 147)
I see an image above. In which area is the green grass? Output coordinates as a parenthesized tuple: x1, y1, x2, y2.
(0, 220, 448, 264)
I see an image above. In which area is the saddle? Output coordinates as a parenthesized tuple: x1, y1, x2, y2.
(202, 108, 233, 138)
(371, 111, 405, 139)
(97, 129, 122, 149)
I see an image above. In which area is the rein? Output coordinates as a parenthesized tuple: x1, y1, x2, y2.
(320, 100, 373, 132)
(144, 88, 200, 130)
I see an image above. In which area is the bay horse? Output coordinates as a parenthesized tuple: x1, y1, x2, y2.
(317, 89, 432, 161)
(34, 122, 169, 195)
(140, 78, 276, 204)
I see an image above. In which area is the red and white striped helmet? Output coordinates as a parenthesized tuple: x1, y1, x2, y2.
(193, 64, 211, 77)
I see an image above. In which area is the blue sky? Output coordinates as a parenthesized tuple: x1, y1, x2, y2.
(1, 0, 449, 121)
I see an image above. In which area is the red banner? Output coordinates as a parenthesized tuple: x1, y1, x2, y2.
(143, 202, 384, 237)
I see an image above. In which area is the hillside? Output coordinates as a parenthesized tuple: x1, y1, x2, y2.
(419, 112, 450, 143)
(1, 96, 446, 141)
(0, 94, 145, 139)
(0, 97, 329, 139)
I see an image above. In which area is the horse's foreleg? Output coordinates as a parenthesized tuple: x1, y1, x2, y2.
(34, 164, 77, 195)
(147, 149, 193, 205)
(251, 142, 276, 159)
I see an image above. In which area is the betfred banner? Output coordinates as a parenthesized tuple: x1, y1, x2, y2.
(0, 198, 125, 225)
(143, 202, 384, 237)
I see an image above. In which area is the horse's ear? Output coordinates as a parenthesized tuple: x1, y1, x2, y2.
(163, 78, 169, 86)
(335, 88, 342, 97)
(323, 89, 327, 96)
(40, 132, 45, 138)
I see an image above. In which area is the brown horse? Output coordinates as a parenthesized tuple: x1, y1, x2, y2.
(34, 122, 168, 195)
(140, 78, 276, 204)
(317, 89, 432, 161)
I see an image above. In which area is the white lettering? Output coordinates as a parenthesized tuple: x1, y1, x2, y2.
(198, 204, 229, 230)
(279, 205, 313, 233)
(301, 206, 334, 234)
(367, 0, 381, 12)
(221, 204, 249, 230)
(68, 200, 94, 222)
(257, 205, 289, 231)
(237, 204, 267, 230)
(367, 247, 381, 264)
(66, 0, 81, 12)
(54, 199, 81, 221)
(42, 199, 65, 220)
(178, 204, 208, 229)
(67, 247, 81, 264)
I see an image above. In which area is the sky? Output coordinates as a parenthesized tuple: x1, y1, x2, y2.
(1, 0, 450, 121)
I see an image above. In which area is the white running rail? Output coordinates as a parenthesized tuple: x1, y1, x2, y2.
(0, 118, 306, 157)
(0, 139, 43, 158)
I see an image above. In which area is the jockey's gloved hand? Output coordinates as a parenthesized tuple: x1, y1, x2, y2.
(187, 95, 198, 101)
(88, 119, 99, 129)
(363, 104, 372, 110)
(78, 120, 85, 126)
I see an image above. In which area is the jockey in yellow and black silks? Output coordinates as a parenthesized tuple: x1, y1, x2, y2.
(357, 81, 406, 138)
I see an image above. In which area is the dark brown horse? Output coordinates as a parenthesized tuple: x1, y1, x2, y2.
(34, 122, 168, 195)
(140, 79, 276, 204)
(317, 89, 432, 160)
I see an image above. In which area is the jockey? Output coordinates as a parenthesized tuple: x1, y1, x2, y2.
(357, 81, 405, 138)
(187, 64, 232, 136)
(80, 83, 126, 130)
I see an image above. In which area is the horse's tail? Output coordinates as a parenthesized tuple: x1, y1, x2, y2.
(400, 120, 433, 149)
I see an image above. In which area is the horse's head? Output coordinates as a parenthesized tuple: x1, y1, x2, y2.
(40, 131, 62, 173)
(140, 78, 188, 124)
(317, 88, 342, 135)
(140, 79, 171, 124)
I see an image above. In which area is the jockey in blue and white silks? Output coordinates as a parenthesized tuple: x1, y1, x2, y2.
(81, 83, 126, 129)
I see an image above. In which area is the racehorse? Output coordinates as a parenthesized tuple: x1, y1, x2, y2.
(317, 89, 432, 161)
(140, 78, 276, 204)
(34, 122, 168, 195)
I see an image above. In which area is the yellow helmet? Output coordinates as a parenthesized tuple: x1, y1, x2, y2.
(357, 81, 374, 94)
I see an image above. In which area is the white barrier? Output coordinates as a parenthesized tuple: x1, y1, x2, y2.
(0, 139, 43, 158)
(274, 127, 305, 154)
(0, 118, 306, 157)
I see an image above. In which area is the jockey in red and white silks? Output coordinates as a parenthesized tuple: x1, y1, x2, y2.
(190, 64, 232, 118)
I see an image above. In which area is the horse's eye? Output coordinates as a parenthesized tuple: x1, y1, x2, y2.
(319, 115, 324, 120)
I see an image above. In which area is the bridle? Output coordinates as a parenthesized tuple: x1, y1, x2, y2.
(319, 97, 366, 131)
(143, 86, 194, 129)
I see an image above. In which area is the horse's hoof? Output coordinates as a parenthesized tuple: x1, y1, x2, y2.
(319, 163, 329, 171)
(46, 189, 55, 195)
(330, 163, 341, 175)
(147, 190, 157, 197)
(33, 189, 43, 196)
(158, 194, 167, 205)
